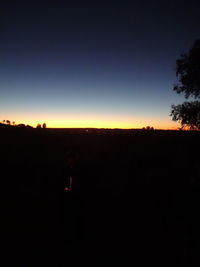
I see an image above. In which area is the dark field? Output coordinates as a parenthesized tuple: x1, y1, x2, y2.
(1, 127, 200, 266)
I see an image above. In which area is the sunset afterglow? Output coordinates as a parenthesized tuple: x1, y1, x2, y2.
(0, 112, 179, 129)
(0, 1, 198, 130)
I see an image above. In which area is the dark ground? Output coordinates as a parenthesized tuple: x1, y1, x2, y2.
(1, 127, 200, 266)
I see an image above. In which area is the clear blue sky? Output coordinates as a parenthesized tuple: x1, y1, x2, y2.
(0, 0, 199, 128)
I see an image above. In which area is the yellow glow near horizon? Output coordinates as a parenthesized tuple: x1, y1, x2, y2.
(0, 112, 179, 129)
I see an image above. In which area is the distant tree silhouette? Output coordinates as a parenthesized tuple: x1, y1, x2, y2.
(171, 39, 200, 130)
(36, 123, 41, 129)
(42, 123, 46, 129)
(6, 120, 11, 125)
(142, 126, 154, 130)
(12, 121, 15, 126)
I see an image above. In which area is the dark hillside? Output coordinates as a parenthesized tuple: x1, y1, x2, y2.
(1, 127, 200, 266)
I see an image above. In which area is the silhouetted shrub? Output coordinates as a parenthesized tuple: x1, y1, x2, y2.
(36, 123, 42, 129)
(142, 126, 154, 130)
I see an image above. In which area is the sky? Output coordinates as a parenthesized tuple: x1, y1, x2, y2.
(0, 0, 200, 129)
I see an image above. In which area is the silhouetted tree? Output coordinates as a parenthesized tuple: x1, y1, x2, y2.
(142, 126, 154, 130)
(36, 123, 41, 129)
(6, 120, 11, 125)
(42, 123, 46, 129)
(171, 101, 200, 130)
(171, 39, 200, 130)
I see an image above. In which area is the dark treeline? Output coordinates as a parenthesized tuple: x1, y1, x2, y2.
(0, 121, 46, 128)
(1, 127, 200, 266)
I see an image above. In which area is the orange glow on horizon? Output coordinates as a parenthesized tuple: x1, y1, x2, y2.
(0, 112, 179, 130)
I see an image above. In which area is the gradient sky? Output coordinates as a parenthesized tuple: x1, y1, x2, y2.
(0, 0, 200, 129)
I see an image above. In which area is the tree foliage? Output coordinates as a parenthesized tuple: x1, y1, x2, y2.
(171, 39, 200, 130)
(142, 126, 154, 131)
(36, 123, 41, 129)
(171, 101, 200, 130)
(174, 39, 200, 98)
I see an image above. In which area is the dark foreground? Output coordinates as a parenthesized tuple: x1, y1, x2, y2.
(1, 127, 200, 266)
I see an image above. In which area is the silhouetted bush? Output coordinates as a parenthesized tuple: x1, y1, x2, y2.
(142, 126, 154, 130)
